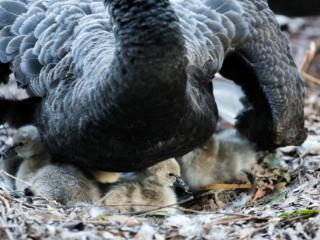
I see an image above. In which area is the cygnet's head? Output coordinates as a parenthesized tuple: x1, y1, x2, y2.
(12, 125, 43, 159)
(146, 158, 181, 186)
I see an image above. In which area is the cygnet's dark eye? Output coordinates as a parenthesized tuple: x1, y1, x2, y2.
(168, 173, 175, 177)
(17, 142, 24, 147)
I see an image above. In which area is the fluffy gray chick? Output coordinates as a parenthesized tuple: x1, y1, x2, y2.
(13, 125, 100, 205)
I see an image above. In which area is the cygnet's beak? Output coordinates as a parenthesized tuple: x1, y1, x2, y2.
(2, 145, 18, 159)
(173, 175, 192, 194)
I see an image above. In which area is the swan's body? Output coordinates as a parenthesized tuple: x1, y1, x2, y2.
(0, 0, 306, 171)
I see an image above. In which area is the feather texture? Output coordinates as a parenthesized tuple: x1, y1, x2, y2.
(0, 0, 306, 171)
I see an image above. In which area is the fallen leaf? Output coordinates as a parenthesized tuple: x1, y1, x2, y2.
(251, 188, 267, 202)
(200, 183, 252, 191)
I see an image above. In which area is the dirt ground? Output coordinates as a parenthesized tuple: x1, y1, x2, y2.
(0, 17, 319, 240)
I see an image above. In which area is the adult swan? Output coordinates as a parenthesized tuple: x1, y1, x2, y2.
(0, 0, 306, 171)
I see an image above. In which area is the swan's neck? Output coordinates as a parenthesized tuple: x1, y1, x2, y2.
(105, 0, 188, 111)
(39, 0, 217, 171)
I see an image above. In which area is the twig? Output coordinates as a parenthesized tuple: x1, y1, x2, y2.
(128, 196, 194, 216)
(175, 207, 215, 214)
(0, 217, 14, 240)
(0, 190, 36, 209)
(299, 41, 319, 88)
(0, 170, 31, 188)
(175, 206, 269, 220)
(95, 196, 196, 214)
(301, 41, 316, 73)
(214, 211, 268, 220)
(301, 72, 320, 86)
(0, 170, 51, 202)
(213, 216, 261, 225)
(284, 215, 315, 223)
(0, 195, 10, 211)
(12, 198, 36, 210)
(94, 203, 178, 208)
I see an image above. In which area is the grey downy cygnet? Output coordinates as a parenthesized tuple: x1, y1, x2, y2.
(178, 129, 257, 190)
(31, 164, 101, 205)
(12, 125, 51, 191)
(12, 125, 100, 205)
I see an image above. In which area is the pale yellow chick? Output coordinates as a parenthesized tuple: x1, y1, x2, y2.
(101, 158, 180, 214)
(179, 129, 257, 189)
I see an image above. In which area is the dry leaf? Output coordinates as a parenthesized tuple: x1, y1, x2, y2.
(200, 183, 252, 191)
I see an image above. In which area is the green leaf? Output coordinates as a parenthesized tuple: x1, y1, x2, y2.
(279, 209, 318, 218)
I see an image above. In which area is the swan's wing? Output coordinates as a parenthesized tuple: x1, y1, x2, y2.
(174, 0, 306, 149)
(172, 0, 248, 74)
(0, 0, 115, 97)
(233, 0, 306, 148)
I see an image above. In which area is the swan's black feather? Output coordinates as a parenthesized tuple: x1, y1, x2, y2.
(0, 0, 306, 171)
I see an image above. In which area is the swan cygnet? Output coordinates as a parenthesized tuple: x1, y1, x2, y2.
(31, 164, 101, 206)
(11, 125, 50, 191)
(178, 129, 257, 190)
(101, 158, 181, 214)
(11, 125, 100, 205)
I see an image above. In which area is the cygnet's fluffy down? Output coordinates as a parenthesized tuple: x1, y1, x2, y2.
(31, 164, 101, 205)
(178, 129, 257, 189)
(12, 125, 50, 191)
(101, 158, 180, 214)
(12, 125, 100, 205)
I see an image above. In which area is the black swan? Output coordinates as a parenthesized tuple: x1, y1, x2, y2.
(0, 0, 306, 171)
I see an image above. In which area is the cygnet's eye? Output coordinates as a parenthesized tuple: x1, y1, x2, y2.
(168, 173, 175, 177)
(17, 142, 24, 147)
